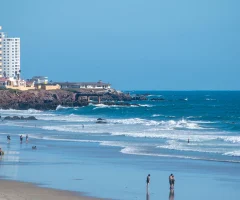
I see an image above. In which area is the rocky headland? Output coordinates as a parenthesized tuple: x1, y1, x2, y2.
(0, 89, 133, 110)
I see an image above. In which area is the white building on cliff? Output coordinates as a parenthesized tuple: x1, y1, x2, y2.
(0, 26, 20, 78)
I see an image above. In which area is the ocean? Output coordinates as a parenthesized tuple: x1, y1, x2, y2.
(0, 91, 240, 200)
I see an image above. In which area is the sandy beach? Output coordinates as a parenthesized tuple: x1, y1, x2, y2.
(0, 180, 102, 200)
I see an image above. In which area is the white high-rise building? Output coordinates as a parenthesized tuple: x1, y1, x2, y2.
(0, 26, 20, 78)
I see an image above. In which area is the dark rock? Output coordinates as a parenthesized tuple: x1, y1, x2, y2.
(12, 116, 21, 120)
(26, 116, 37, 120)
(96, 118, 107, 123)
(96, 120, 107, 124)
(4, 116, 37, 120)
(131, 95, 148, 101)
(0, 90, 89, 110)
(4, 116, 12, 120)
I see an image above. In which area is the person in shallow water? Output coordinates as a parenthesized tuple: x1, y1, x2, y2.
(146, 174, 150, 193)
(20, 135, 23, 143)
(169, 174, 175, 190)
(26, 134, 29, 143)
(7, 135, 11, 143)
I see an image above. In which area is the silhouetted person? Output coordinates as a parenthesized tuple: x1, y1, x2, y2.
(20, 135, 23, 143)
(169, 174, 175, 189)
(146, 174, 150, 194)
(7, 135, 11, 143)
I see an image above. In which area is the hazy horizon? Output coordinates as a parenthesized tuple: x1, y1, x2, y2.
(1, 0, 239, 90)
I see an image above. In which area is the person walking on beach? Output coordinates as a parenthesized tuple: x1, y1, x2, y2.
(26, 134, 29, 143)
(20, 135, 23, 143)
(146, 174, 150, 193)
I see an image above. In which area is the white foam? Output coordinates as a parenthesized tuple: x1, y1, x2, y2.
(56, 105, 71, 110)
(138, 104, 154, 107)
(148, 95, 163, 97)
(222, 136, 240, 144)
(152, 114, 162, 117)
(120, 146, 240, 163)
(4, 151, 20, 155)
(223, 151, 240, 157)
(0, 108, 42, 115)
(37, 114, 95, 122)
(157, 140, 225, 154)
(29, 134, 101, 143)
(206, 98, 216, 101)
(109, 118, 204, 129)
(100, 141, 127, 148)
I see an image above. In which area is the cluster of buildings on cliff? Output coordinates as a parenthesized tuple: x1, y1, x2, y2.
(0, 26, 111, 91)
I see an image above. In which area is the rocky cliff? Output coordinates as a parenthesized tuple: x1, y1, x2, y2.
(0, 89, 132, 110)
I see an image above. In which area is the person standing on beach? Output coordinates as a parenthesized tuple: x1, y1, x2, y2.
(26, 134, 29, 143)
(146, 174, 150, 193)
(20, 135, 23, 143)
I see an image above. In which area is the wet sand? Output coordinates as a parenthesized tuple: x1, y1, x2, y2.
(0, 180, 102, 200)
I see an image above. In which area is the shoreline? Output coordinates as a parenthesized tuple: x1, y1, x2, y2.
(0, 179, 105, 200)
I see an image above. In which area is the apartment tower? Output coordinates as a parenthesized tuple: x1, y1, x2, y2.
(0, 26, 20, 78)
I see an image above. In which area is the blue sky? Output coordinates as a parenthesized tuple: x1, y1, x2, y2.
(1, 0, 239, 90)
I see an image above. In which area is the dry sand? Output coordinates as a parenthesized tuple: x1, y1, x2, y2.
(0, 180, 103, 200)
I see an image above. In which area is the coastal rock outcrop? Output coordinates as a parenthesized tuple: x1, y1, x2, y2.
(4, 116, 37, 120)
(0, 89, 133, 110)
(131, 95, 148, 101)
(0, 89, 88, 110)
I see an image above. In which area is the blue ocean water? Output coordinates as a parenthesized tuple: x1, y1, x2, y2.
(0, 91, 240, 200)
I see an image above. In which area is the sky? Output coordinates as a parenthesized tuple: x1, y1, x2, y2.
(1, 0, 240, 90)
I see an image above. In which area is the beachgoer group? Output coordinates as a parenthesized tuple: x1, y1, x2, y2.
(6, 134, 29, 143)
(146, 173, 175, 198)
